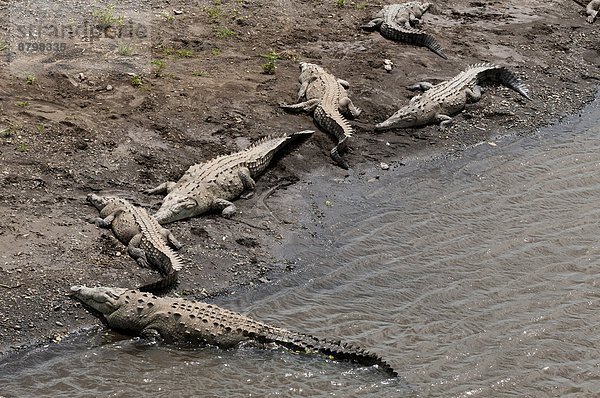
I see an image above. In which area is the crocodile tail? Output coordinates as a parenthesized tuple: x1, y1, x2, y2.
(138, 270, 179, 292)
(132, 207, 186, 291)
(473, 63, 530, 100)
(153, 246, 185, 272)
(244, 130, 315, 175)
(136, 247, 184, 292)
(259, 328, 397, 377)
(287, 129, 315, 139)
(380, 22, 447, 59)
(314, 105, 352, 169)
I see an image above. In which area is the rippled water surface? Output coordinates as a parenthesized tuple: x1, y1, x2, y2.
(3, 101, 600, 397)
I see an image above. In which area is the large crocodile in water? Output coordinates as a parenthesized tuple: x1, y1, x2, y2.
(71, 285, 398, 377)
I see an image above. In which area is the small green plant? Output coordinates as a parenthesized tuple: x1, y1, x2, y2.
(36, 124, 45, 133)
(151, 59, 166, 76)
(192, 70, 208, 77)
(261, 50, 280, 75)
(176, 49, 193, 57)
(162, 11, 175, 22)
(336, 0, 346, 7)
(25, 75, 36, 85)
(215, 27, 236, 38)
(16, 101, 30, 107)
(117, 42, 132, 56)
(162, 47, 175, 56)
(206, 6, 222, 22)
(91, 2, 125, 27)
(17, 142, 29, 152)
(211, 47, 221, 56)
(0, 41, 8, 51)
(130, 74, 142, 87)
(0, 124, 17, 138)
(355, 2, 366, 10)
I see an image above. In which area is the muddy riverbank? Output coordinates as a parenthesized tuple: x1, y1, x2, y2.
(0, 0, 599, 352)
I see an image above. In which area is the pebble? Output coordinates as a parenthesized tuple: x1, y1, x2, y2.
(384, 59, 393, 72)
(106, 85, 113, 91)
(55, 321, 64, 327)
(173, 9, 183, 15)
(380, 162, 390, 170)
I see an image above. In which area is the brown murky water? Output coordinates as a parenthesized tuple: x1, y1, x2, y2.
(2, 99, 600, 396)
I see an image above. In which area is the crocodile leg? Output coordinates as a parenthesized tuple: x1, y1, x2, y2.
(128, 233, 151, 268)
(280, 99, 320, 113)
(406, 81, 434, 91)
(145, 181, 177, 195)
(88, 208, 124, 228)
(215, 198, 237, 218)
(465, 86, 482, 103)
(238, 167, 257, 199)
(587, 1, 600, 23)
(408, 11, 425, 27)
(338, 97, 362, 118)
(296, 79, 313, 101)
(159, 227, 183, 250)
(140, 327, 162, 343)
(238, 167, 256, 190)
(88, 214, 115, 228)
(336, 78, 350, 88)
(435, 114, 453, 129)
(361, 17, 383, 30)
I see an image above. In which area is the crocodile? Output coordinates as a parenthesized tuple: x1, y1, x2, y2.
(362, 2, 447, 59)
(280, 62, 361, 170)
(70, 285, 398, 377)
(586, 0, 600, 23)
(375, 63, 530, 131)
(87, 194, 185, 291)
(146, 130, 314, 224)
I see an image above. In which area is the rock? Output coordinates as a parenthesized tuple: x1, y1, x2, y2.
(383, 59, 393, 72)
(106, 84, 113, 91)
(173, 9, 183, 15)
(380, 162, 390, 170)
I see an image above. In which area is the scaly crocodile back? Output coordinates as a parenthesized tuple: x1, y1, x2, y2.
(426, 63, 530, 102)
(314, 104, 353, 169)
(131, 206, 185, 291)
(304, 65, 354, 169)
(108, 290, 396, 377)
(469, 63, 530, 99)
(183, 130, 313, 182)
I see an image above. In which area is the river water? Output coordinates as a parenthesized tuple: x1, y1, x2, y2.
(2, 99, 600, 396)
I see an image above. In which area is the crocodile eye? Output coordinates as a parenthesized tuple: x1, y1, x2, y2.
(183, 198, 197, 209)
